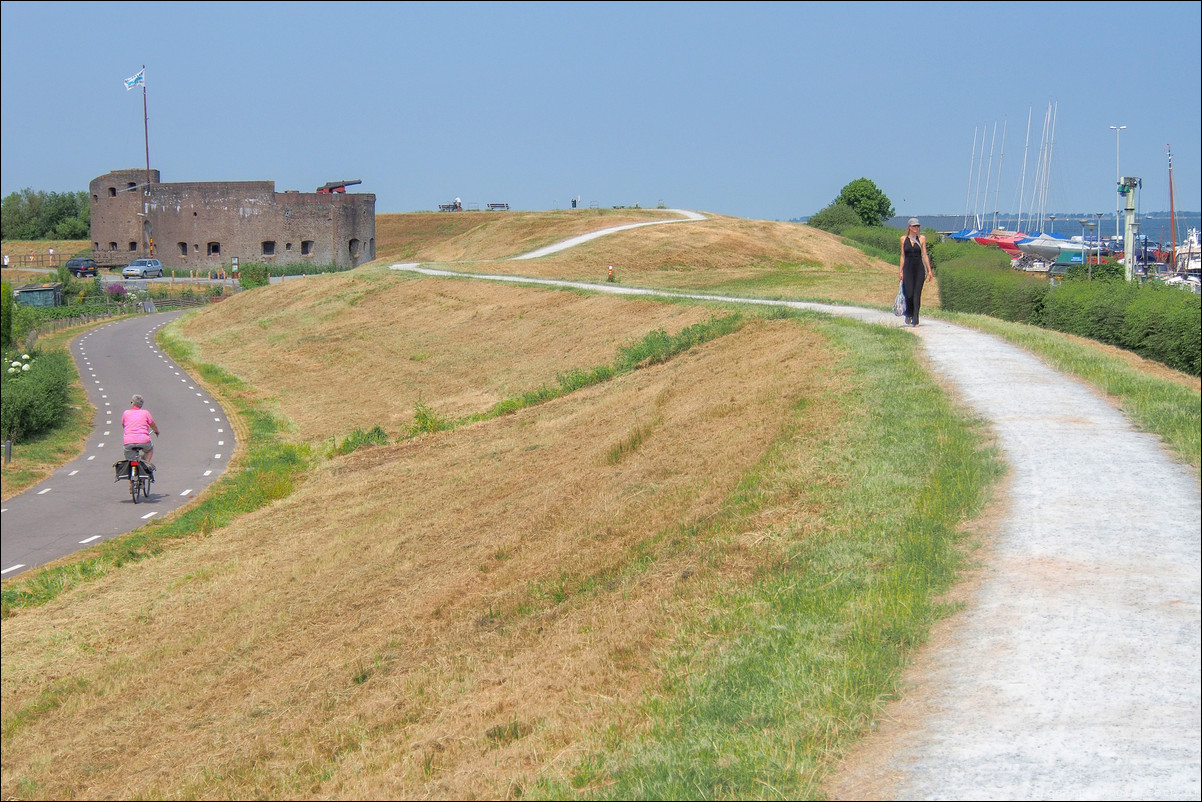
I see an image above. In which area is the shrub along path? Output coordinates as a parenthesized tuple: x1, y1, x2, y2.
(392, 260, 1201, 800)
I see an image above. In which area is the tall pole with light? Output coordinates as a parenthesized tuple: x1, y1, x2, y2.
(1084, 219, 1097, 280)
(1110, 125, 1126, 237)
(1119, 177, 1140, 282)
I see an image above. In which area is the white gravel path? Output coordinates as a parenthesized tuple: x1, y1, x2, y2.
(390, 213, 1201, 800)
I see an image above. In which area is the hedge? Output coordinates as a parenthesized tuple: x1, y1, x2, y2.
(938, 263, 1200, 376)
(1, 349, 75, 442)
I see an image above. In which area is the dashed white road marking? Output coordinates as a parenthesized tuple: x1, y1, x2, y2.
(80, 535, 102, 544)
(141, 511, 158, 520)
(180, 489, 192, 496)
(204, 470, 213, 476)
(68, 470, 79, 477)
(37, 488, 52, 495)
(1, 565, 26, 575)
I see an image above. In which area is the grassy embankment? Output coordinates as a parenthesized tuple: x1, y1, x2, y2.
(1, 212, 1196, 798)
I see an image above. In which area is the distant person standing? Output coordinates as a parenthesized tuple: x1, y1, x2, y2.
(899, 218, 934, 326)
(48, 246, 55, 265)
(454, 196, 462, 211)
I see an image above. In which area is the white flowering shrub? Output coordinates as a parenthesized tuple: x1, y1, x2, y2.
(0, 349, 74, 441)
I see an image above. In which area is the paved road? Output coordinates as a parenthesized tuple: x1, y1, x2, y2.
(392, 235, 1201, 799)
(1, 312, 235, 578)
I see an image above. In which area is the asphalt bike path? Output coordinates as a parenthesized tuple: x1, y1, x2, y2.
(1, 311, 235, 578)
(391, 211, 1200, 799)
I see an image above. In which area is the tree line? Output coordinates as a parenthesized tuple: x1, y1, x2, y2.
(1, 189, 90, 240)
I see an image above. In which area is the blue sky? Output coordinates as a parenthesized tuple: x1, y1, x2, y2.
(2, 1, 1199, 222)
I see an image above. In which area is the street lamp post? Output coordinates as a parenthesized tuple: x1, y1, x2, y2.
(1131, 221, 1142, 276)
(1110, 125, 1126, 237)
(1049, 215, 1056, 234)
(1084, 219, 1097, 280)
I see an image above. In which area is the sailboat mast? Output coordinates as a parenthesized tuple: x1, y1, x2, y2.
(1016, 107, 1032, 233)
(964, 126, 978, 229)
(1046, 102, 1058, 226)
(1167, 144, 1177, 267)
(1032, 104, 1052, 232)
(982, 122, 997, 230)
(993, 119, 1007, 229)
(973, 124, 987, 230)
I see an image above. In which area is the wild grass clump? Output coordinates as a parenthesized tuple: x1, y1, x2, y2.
(402, 402, 455, 438)
(614, 313, 744, 370)
(332, 425, 389, 456)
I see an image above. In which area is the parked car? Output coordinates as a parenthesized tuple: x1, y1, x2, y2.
(122, 258, 164, 279)
(65, 257, 99, 277)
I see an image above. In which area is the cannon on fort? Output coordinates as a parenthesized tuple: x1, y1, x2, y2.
(316, 179, 362, 194)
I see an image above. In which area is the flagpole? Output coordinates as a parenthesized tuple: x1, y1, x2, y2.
(141, 64, 152, 256)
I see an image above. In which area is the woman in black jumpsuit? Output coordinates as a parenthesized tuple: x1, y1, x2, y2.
(899, 218, 934, 326)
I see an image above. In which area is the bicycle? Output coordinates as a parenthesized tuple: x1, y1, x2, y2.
(114, 445, 154, 503)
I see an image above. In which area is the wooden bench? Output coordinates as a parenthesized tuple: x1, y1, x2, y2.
(487, 203, 510, 211)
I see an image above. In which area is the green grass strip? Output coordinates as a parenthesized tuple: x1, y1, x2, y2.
(538, 314, 1002, 800)
(403, 312, 746, 438)
(0, 327, 311, 619)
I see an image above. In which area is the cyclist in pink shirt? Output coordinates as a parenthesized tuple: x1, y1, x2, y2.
(121, 394, 160, 469)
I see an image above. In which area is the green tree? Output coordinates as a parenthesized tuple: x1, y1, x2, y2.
(806, 202, 861, 234)
(834, 178, 895, 227)
(1, 188, 90, 240)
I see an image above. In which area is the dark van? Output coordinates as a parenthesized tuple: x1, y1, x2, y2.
(66, 257, 99, 277)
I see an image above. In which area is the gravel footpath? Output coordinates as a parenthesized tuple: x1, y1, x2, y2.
(838, 318, 1201, 801)
(392, 217, 1201, 800)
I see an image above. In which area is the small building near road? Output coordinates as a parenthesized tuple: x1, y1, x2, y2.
(12, 282, 63, 308)
(89, 169, 376, 271)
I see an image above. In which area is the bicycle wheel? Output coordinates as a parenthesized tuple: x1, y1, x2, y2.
(141, 476, 151, 500)
(130, 477, 140, 503)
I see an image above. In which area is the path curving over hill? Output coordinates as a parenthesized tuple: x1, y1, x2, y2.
(509, 208, 706, 260)
(391, 219, 1200, 800)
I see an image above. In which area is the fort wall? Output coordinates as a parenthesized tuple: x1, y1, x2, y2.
(89, 170, 376, 270)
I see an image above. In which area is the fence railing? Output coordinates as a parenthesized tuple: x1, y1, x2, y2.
(2, 252, 87, 270)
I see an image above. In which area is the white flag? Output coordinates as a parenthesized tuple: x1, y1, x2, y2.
(124, 69, 145, 91)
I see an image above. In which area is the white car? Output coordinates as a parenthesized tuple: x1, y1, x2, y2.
(122, 258, 164, 279)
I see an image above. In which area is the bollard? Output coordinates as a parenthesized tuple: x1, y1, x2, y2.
(4, 439, 11, 465)
(607, 264, 615, 282)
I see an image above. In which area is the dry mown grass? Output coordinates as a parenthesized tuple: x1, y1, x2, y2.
(415, 214, 909, 308)
(175, 273, 721, 447)
(0, 212, 897, 798)
(374, 209, 683, 263)
(1, 315, 841, 799)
